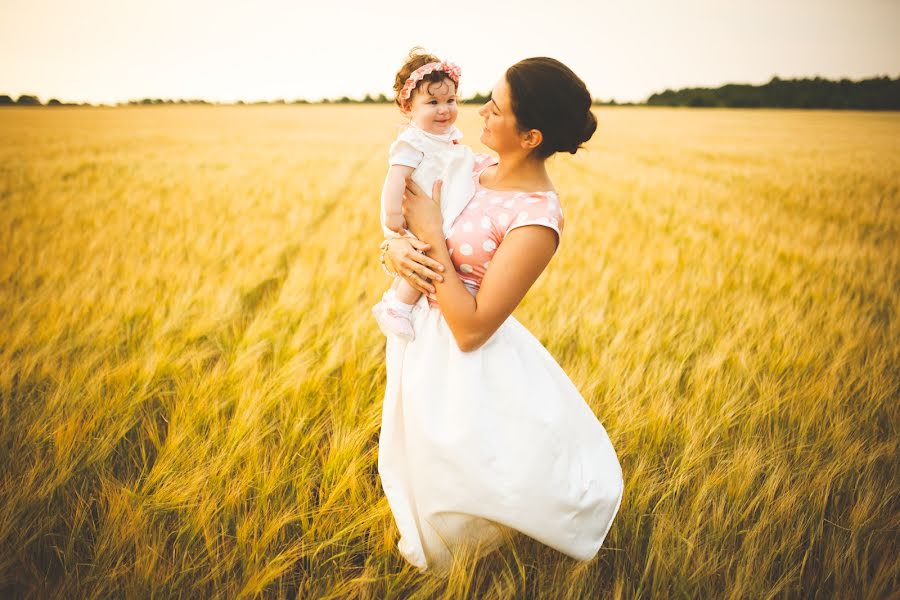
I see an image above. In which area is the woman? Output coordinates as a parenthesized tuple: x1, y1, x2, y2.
(377, 57, 624, 577)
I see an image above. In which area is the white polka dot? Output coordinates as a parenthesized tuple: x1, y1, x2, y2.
(503, 199, 515, 208)
(482, 239, 497, 252)
(516, 211, 529, 222)
(497, 213, 510, 227)
(459, 243, 473, 255)
(547, 201, 557, 210)
(483, 260, 491, 269)
(537, 216, 551, 225)
(550, 217, 558, 227)
(480, 216, 491, 229)
(525, 196, 542, 204)
(459, 263, 474, 273)
(462, 221, 474, 232)
(490, 197, 503, 204)
(469, 201, 480, 209)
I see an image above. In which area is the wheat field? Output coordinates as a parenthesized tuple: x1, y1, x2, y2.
(1, 105, 898, 599)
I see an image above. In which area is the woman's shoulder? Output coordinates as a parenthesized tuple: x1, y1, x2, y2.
(502, 189, 562, 217)
(472, 153, 499, 174)
(491, 189, 564, 242)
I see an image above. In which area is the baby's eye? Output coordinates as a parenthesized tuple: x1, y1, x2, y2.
(448, 98, 456, 103)
(428, 100, 438, 105)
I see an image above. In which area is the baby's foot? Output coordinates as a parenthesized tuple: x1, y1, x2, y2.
(372, 301, 415, 341)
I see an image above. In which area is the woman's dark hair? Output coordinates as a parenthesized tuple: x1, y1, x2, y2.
(393, 47, 455, 108)
(505, 57, 597, 158)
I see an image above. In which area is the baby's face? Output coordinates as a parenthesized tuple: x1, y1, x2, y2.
(405, 79, 458, 135)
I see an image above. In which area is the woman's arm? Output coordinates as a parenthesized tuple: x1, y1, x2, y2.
(423, 225, 557, 352)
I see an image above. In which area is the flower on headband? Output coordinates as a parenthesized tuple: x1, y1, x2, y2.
(399, 61, 462, 103)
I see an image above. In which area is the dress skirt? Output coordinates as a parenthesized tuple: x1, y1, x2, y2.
(377, 294, 624, 576)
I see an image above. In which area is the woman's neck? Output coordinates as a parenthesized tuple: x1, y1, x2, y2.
(487, 151, 553, 192)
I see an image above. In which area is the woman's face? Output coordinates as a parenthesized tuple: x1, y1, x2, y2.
(478, 77, 523, 153)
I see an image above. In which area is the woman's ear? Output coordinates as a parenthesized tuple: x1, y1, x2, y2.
(520, 129, 543, 152)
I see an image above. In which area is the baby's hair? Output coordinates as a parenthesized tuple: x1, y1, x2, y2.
(393, 47, 457, 109)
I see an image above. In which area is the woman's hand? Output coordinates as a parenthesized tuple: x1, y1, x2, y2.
(385, 237, 445, 297)
(402, 178, 444, 241)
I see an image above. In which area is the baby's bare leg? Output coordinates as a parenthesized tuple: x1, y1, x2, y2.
(394, 277, 422, 305)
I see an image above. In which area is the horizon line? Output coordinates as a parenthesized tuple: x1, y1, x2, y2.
(3, 72, 898, 107)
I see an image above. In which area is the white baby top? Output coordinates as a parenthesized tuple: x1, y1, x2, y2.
(381, 123, 476, 239)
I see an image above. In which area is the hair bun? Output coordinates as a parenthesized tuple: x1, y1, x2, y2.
(563, 110, 597, 154)
(576, 110, 598, 152)
(505, 57, 597, 159)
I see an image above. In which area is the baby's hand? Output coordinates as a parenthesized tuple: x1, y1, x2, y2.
(385, 213, 407, 234)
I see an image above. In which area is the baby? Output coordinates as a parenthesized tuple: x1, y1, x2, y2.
(372, 49, 475, 341)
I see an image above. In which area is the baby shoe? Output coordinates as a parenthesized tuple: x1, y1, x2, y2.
(372, 301, 415, 341)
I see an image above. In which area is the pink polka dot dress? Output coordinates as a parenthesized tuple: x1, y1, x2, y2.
(377, 153, 624, 577)
(430, 154, 564, 307)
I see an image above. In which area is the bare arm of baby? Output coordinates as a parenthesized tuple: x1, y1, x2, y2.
(381, 165, 416, 233)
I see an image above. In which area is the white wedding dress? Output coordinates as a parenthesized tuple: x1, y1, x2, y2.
(377, 295, 624, 576)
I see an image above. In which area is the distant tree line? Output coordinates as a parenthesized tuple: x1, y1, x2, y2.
(4, 75, 898, 109)
(0, 94, 96, 107)
(0, 92, 632, 107)
(647, 75, 900, 109)
(0, 92, 481, 107)
(0, 95, 220, 107)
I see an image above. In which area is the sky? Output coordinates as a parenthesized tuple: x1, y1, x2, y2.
(1, 0, 898, 104)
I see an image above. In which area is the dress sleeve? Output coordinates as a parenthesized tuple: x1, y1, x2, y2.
(501, 193, 564, 246)
(388, 140, 423, 168)
(388, 128, 425, 168)
(472, 153, 498, 173)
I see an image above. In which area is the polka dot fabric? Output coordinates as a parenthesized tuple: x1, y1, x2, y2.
(429, 154, 564, 308)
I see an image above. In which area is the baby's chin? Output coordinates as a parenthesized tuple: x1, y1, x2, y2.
(416, 120, 455, 135)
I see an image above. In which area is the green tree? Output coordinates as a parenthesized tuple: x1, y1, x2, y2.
(16, 94, 41, 106)
(646, 75, 900, 109)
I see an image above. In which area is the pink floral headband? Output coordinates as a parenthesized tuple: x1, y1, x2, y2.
(398, 61, 461, 103)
